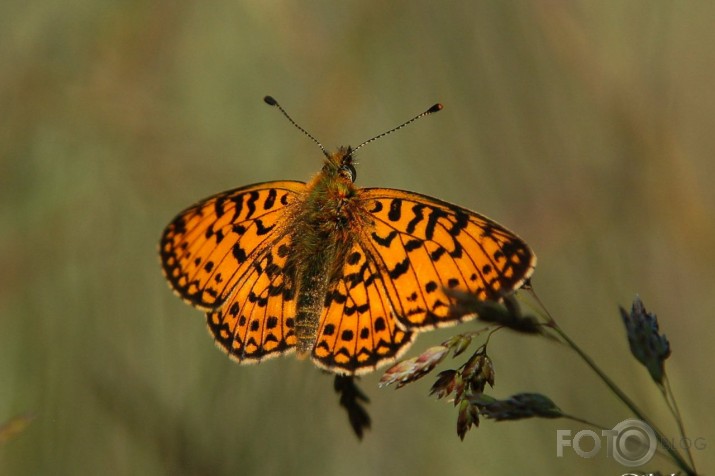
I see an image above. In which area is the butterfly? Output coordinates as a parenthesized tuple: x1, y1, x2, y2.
(159, 97, 536, 376)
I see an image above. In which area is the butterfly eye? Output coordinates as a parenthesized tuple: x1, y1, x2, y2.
(340, 163, 357, 183)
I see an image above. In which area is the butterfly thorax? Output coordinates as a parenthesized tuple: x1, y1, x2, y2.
(289, 147, 368, 356)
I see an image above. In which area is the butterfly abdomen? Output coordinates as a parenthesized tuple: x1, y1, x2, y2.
(294, 261, 330, 356)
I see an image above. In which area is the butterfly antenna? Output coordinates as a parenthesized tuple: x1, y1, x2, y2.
(351, 103, 443, 155)
(264, 96, 329, 158)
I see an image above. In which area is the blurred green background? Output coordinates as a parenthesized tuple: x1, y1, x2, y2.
(1, 1, 713, 474)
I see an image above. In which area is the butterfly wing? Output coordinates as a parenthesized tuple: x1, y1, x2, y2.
(311, 242, 414, 375)
(357, 188, 536, 330)
(160, 181, 304, 310)
(207, 233, 299, 362)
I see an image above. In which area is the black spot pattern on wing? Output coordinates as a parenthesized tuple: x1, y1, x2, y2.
(312, 242, 413, 375)
(159, 181, 304, 310)
(358, 188, 535, 330)
(206, 233, 298, 362)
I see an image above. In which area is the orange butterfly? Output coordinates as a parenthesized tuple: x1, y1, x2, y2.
(159, 97, 536, 376)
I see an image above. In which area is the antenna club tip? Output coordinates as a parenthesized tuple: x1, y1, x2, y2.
(429, 103, 444, 113)
(264, 96, 278, 106)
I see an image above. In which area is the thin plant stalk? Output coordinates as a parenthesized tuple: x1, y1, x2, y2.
(662, 375, 695, 471)
(528, 289, 695, 475)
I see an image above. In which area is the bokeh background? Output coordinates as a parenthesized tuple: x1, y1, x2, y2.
(1, 2, 713, 474)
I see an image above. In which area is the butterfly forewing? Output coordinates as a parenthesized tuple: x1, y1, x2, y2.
(358, 188, 535, 330)
(160, 181, 304, 310)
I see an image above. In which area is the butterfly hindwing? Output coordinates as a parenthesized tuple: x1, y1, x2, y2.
(207, 232, 298, 362)
(358, 188, 535, 330)
(311, 242, 413, 375)
(160, 181, 304, 310)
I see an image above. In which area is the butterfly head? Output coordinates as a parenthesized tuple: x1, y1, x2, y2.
(323, 146, 357, 183)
